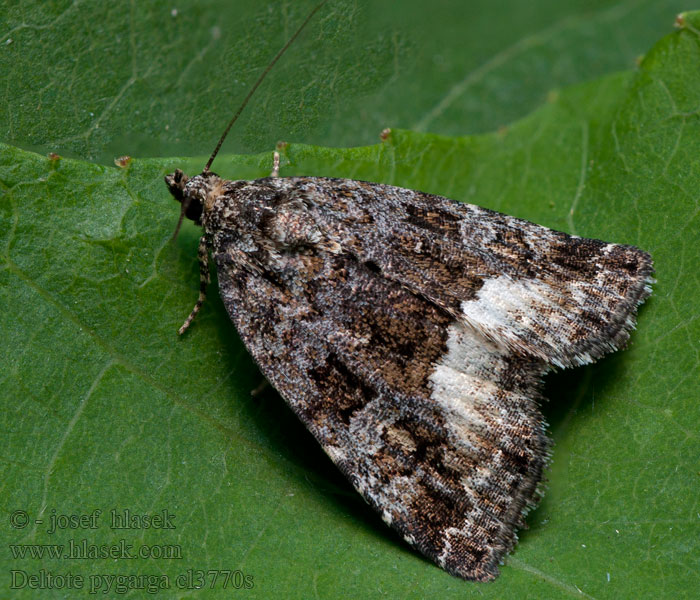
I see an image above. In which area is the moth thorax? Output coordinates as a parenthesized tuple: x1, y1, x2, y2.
(264, 202, 323, 248)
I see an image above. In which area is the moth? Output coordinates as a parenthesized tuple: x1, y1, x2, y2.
(165, 2, 653, 581)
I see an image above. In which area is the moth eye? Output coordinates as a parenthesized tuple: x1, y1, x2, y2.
(184, 197, 204, 223)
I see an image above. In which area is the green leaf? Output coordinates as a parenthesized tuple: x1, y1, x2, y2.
(1, 0, 690, 162)
(2, 4, 699, 600)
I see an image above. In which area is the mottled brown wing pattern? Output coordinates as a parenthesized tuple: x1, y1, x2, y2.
(293, 178, 653, 368)
(167, 171, 652, 581)
(216, 247, 549, 581)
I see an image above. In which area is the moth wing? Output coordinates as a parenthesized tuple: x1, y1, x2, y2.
(301, 178, 654, 368)
(216, 250, 549, 581)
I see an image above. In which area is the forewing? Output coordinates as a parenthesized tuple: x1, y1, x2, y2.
(205, 175, 652, 580)
(215, 247, 549, 581)
(294, 178, 654, 368)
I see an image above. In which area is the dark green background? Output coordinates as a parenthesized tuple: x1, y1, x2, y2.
(2, 0, 689, 161)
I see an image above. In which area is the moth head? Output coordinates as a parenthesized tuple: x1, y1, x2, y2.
(165, 169, 219, 239)
(164, 1, 327, 241)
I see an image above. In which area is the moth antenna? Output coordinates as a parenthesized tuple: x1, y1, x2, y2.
(203, 0, 328, 173)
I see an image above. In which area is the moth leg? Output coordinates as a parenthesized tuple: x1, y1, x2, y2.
(250, 379, 270, 397)
(270, 151, 280, 178)
(178, 235, 210, 335)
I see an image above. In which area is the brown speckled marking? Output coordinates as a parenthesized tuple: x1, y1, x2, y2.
(164, 172, 653, 581)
